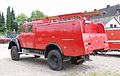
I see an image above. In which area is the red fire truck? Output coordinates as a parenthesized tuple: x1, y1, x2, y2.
(91, 11, 120, 52)
(8, 12, 108, 70)
(105, 28, 120, 51)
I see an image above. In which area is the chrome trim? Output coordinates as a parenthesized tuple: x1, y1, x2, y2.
(106, 28, 120, 30)
(107, 40, 120, 42)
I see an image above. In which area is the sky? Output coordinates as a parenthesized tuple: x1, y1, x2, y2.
(0, 0, 120, 17)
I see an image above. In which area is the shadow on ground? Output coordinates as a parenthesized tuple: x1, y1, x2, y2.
(94, 53, 120, 58)
(10, 56, 95, 72)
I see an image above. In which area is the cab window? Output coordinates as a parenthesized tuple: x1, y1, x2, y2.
(28, 25, 33, 32)
(22, 25, 26, 32)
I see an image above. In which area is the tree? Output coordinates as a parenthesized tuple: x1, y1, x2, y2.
(1, 12, 5, 33)
(6, 6, 11, 32)
(16, 13, 28, 25)
(6, 7, 18, 32)
(1, 13, 5, 24)
(0, 12, 5, 33)
(16, 13, 28, 30)
(31, 10, 45, 19)
(11, 8, 18, 32)
(0, 13, 3, 32)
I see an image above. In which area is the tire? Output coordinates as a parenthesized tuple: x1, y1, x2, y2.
(70, 57, 84, 65)
(11, 46, 20, 61)
(47, 50, 63, 71)
(34, 55, 40, 58)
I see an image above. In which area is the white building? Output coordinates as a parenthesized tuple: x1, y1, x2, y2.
(92, 4, 120, 29)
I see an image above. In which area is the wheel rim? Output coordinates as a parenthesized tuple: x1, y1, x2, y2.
(12, 53, 16, 58)
(11, 50, 16, 59)
(50, 55, 58, 66)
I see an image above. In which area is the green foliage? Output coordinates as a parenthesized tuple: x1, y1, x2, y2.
(6, 6, 11, 32)
(11, 8, 18, 31)
(0, 12, 5, 33)
(1, 7, 46, 36)
(31, 10, 45, 19)
(16, 13, 28, 30)
(16, 13, 28, 24)
(6, 6, 18, 32)
(16, 10, 45, 29)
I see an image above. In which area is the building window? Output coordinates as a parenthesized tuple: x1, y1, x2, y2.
(110, 24, 113, 28)
(102, 11, 106, 16)
(114, 25, 117, 28)
(116, 9, 120, 14)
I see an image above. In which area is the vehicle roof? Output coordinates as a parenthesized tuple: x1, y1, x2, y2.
(23, 21, 41, 25)
(23, 19, 82, 26)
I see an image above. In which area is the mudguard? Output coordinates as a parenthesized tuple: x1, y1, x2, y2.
(8, 38, 21, 52)
(45, 42, 63, 58)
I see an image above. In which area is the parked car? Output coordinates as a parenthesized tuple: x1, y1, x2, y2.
(0, 37, 11, 44)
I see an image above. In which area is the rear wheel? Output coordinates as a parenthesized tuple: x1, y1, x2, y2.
(11, 46, 20, 61)
(47, 50, 63, 71)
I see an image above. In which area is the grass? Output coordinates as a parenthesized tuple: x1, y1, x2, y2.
(87, 71, 120, 76)
(64, 71, 120, 76)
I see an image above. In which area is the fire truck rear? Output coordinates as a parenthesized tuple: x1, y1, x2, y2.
(8, 12, 108, 70)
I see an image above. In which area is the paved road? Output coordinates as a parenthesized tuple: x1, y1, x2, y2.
(0, 44, 120, 76)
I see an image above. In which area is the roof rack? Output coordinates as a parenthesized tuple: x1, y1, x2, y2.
(32, 11, 102, 23)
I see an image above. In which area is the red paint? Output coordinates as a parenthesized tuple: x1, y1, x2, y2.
(17, 13, 108, 56)
(106, 29, 120, 50)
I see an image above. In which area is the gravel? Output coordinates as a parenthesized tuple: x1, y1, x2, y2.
(0, 44, 120, 76)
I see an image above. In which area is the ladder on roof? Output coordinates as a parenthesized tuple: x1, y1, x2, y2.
(33, 11, 102, 23)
